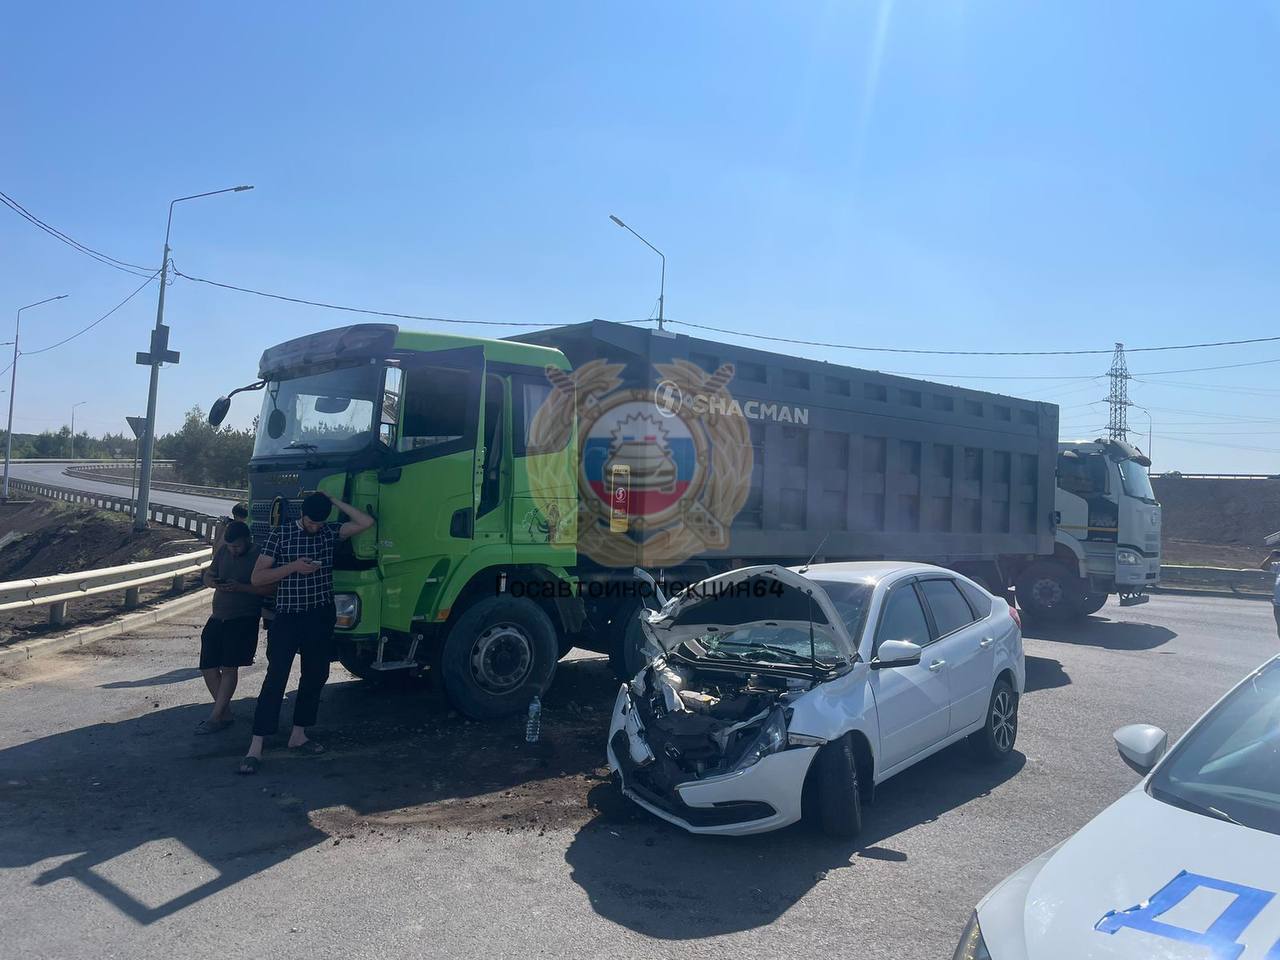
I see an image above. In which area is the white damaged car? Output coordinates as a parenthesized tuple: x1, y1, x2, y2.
(606, 562, 1025, 837)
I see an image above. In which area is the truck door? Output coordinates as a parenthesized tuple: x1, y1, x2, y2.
(376, 347, 484, 633)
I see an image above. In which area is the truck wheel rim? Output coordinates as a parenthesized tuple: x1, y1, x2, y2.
(470, 623, 533, 694)
(992, 690, 1015, 751)
(1033, 577, 1063, 607)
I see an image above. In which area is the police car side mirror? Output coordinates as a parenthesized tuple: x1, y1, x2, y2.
(1114, 723, 1167, 775)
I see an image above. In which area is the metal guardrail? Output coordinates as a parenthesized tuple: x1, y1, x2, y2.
(1158, 564, 1273, 597)
(0, 549, 211, 625)
(1153, 473, 1280, 481)
(8, 479, 224, 543)
(62, 463, 247, 500)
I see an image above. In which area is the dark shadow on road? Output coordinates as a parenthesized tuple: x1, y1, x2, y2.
(100, 668, 203, 688)
(1023, 654, 1070, 693)
(0, 656, 619, 925)
(564, 744, 1025, 939)
(1023, 617, 1176, 651)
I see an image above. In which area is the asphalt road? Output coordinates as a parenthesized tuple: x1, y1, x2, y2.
(1, 593, 1275, 960)
(8, 461, 240, 516)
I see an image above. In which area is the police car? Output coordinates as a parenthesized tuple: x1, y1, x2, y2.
(955, 655, 1280, 960)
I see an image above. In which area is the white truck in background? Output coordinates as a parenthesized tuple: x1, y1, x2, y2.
(1013, 438, 1161, 621)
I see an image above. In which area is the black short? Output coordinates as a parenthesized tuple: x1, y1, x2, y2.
(199, 616, 261, 670)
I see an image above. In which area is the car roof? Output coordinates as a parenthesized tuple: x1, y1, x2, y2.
(787, 560, 954, 586)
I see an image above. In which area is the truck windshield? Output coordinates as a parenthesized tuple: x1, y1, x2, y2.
(1116, 458, 1156, 501)
(253, 365, 381, 457)
(1147, 659, 1280, 836)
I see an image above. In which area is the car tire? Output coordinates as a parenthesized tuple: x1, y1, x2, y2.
(969, 678, 1018, 762)
(1078, 592, 1108, 616)
(440, 596, 559, 720)
(1015, 561, 1082, 623)
(814, 734, 863, 839)
(607, 604, 649, 680)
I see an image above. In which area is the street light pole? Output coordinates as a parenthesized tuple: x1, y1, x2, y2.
(133, 185, 253, 532)
(3, 295, 67, 500)
(69, 401, 86, 458)
(609, 215, 666, 332)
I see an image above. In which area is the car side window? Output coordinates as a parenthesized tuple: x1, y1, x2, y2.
(957, 579, 994, 620)
(874, 584, 931, 653)
(919, 578, 977, 638)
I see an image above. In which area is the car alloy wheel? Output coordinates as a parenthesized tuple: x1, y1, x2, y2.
(991, 688, 1016, 752)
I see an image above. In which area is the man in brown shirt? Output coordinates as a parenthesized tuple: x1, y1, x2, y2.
(196, 522, 272, 734)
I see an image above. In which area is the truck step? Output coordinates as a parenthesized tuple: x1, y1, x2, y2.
(370, 659, 420, 671)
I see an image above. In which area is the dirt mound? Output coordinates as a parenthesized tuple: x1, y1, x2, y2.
(1152, 476, 1280, 567)
(0, 500, 196, 581)
(0, 499, 205, 645)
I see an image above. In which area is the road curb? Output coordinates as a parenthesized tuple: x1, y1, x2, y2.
(0, 589, 213, 668)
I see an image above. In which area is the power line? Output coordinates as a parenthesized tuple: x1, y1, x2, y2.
(22, 272, 159, 356)
(171, 265, 651, 329)
(0, 190, 155, 278)
(1133, 356, 1280, 376)
(669, 318, 1280, 357)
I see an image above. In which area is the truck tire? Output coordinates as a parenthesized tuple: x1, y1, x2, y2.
(440, 596, 559, 719)
(1079, 592, 1108, 616)
(338, 650, 380, 681)
(969, 677, 1018, 762)
(1015, 562, 1081, 622)
(607, 607, 649, 680)
(814, 734, 863, 839)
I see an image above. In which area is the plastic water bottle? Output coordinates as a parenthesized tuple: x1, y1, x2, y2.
(525, 695, 542, 743)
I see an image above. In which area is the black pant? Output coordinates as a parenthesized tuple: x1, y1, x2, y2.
(252, 605, 336, 737)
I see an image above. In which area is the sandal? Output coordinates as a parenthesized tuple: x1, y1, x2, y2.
(238, 756, 261, 775)
(288, 740, 326, 756)
(195, 718, 233, 735)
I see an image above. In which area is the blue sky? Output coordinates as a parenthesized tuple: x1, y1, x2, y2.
(3, 1, 1279, 472)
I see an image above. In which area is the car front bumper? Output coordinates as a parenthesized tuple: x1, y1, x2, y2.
(605, 684, 817, 836)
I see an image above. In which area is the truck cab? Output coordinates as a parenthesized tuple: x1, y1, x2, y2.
(212, 323, 582, 718)
(1052, 438, 1161, 612)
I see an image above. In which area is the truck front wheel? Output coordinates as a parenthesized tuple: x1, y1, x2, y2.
(1015, 562, 1082, 623)
(440, 596, 559, 719)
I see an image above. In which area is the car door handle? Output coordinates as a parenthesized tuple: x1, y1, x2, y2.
(979, 637, 994, 648)
(929, 659, 946, 672)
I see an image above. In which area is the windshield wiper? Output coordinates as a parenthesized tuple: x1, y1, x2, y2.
(285, 441, 318, 452)
(1150, 785, 1245, 826)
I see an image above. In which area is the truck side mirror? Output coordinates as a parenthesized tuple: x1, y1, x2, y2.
(208, 397, 231, 427)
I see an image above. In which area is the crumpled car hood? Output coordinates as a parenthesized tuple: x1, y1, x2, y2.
(638, 565, 857, 662)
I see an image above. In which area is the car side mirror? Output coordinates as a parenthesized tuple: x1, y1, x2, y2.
(1114, 723, 1167, 775)
(870, 639, 922, 670)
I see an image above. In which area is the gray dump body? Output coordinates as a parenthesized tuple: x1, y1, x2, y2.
(515, 321, 1057, 569)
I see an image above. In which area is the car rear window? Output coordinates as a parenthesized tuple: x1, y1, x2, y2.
(919, 578, 976, 637)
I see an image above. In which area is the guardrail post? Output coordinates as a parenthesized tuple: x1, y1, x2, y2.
(124, 586, 140, 609)
(49, 601, 68, 626)
(170, 573, 184, 594)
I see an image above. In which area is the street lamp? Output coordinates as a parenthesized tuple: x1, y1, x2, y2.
(133, 185, 253, 531)
(1131, 404, 1154, 465)
(3, 295, 68, 500)
(70, 401, 87, 458)
(609, 214, 666, 332)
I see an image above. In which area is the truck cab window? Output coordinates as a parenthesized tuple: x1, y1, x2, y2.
(1057, 453, 1108, 497)
(399, 366, 473, 453)
(478, 374, 505, 516)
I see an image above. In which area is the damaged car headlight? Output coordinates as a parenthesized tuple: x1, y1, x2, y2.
(732, 708, 788, 772)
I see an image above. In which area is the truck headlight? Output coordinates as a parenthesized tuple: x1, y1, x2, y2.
(1117, 549, 1141, 565)
(952, 911, 992, 960)
(732, 708, 788, 772)
(334, 593, 361, 629)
